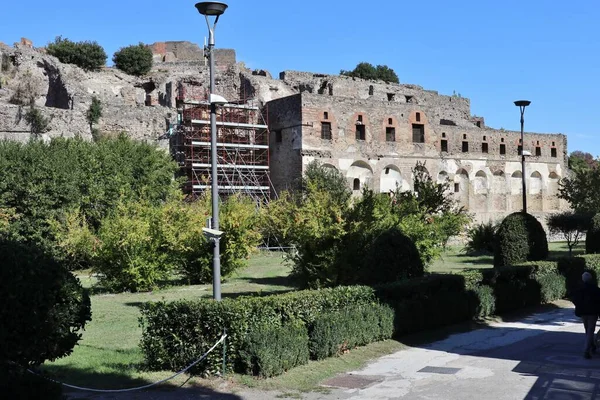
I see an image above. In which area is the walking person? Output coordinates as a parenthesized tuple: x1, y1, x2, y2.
(572, 272, 600, 359)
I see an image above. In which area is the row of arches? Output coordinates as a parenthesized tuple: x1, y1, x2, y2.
(326, 161, 561, 197)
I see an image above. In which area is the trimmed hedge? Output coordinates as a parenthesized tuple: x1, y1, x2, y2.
(239, 320, 309, 378)
(494, 212, 548, 267)
(140, 254, 600, 378)
(586, 214, 600, 254)
(139, 285, 378, 375)
(309, 304, 394, 360)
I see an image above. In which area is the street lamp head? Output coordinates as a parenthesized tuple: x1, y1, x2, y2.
(514, 100, 531, 107)
(195, 2, 228, 16)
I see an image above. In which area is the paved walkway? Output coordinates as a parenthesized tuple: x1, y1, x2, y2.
(68, 301, 600, 400)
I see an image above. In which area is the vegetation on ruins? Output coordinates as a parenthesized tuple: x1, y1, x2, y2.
(493, 212, 548, 267)
(23, 105, 51, 135)
(568, 150, 598, 172)
(112, 43, 153, 76)
(340, 62, 399, 83)
(86, 96, 102, 138)
(46, 36, 107, 71)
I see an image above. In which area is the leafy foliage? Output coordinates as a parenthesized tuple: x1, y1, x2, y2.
(86, 96, 102, 134)
(493, 212, 548, 267)
(559, 167, 600, 214)
(0, 239, 91, 369)
(113, 43, 154, 76)
(464, 221, 497, 255)
(0, 136, 178, 259)
(569, 151, 598, 172)
(547, 211, 589, 256)
(46, 36, 107, 71)
(340, 62, 399, 83)
(24, 105, 51, 135)
(586, 214, 600, 254)
(239, 321, 309, 377)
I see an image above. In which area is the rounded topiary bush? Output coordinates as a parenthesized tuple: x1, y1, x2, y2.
(112, 43, 153, 77)
(493, 212, 548, 267)
(357, 227, 424, 285)
(586, 213, 600, 254)
(0, 239, 92, 369)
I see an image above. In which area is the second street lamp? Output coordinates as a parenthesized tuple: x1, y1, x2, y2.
(514, 100, 531, 214)
(196, 1, 228, 301)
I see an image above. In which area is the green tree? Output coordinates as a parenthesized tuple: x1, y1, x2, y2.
(112, 43, 153, 76)
(86, 96, 102, 136)
(340, 62, 399, 83)
(46, 36, 107, 71)
(559, 168, 600, 214)
(568, 150, 598, 172)
(23, 105, 51, 135)
(547, 211, 589, 256)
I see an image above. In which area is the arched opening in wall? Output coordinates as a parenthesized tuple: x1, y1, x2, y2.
(474, 170, 488, 195)
(511, 171, 523, 195)
(322, 163, 337, 171)
(529, 171, 542, 195)
(455, 169, 469, 193)
(492, 171, 506, 194)
(548, 172, 561, 197)
(380, 165, 403, 193)
(347, 161, 373, 193)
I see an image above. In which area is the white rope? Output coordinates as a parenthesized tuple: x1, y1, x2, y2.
(26, 334, 227, 393)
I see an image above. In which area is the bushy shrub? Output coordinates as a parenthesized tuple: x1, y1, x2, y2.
(239, 320, 309, 377)
(46, 36, 107, 71)
(586, 213, 600, 254)
(350, 227, 424, 285)
(0, 239, 91, 369)
(139, 285, 377, 375)
(308, 304, 394, 360)
(464, 221, 496, 255)
(493, 212, 548, 267)
(112, 43, 153, 76)
(24, 105, 51, 135)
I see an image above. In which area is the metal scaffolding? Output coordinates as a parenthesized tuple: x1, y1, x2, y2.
(173, 83, 272, 202)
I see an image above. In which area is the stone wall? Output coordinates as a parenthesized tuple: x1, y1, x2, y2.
(266, 89, 569, 224)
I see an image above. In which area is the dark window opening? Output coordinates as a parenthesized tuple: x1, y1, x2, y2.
(357, 115, 363, 122)
(551, 148, 557, 157)
(501, 138, 505, 142)
(519, 138, 522, 144)
(323, 112, 329, 120)
(537, 140, 540, 145)
(275, 130, 282, 143)
(405, 95, 414, 103)
(454, 183, 460, 193)
(500, 144, 506, 155)
(442, 132, 446, 138)
(328, 85, 333, 96)
(385, 168, 390, 175)
(552, 141, 556, 146)
(369, 85, 374, 96)
(535, 147, 542, 157)
(386, 127, 396, 142)
(483, 136, 487, 141)
(441, 139, 448, 152)
(387, 93, 395, 101)
(463, 134, 467, 139)
(482, 142, 488, 153)
(412, 124, 425, 143)
(356, 124, 366, 140)
(321, 122, 332, 140)
(518, 145, 523, 155)
(353, 178, 360, 191)
(476, 121, 481, 128)
(462, 141, 469, 152)
(388, 118, 393, 125)
(416, 112, 421, 122)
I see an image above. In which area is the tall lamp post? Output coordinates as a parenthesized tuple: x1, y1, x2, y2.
(514, 100, 531, 214)
(196, 1, 228, 301)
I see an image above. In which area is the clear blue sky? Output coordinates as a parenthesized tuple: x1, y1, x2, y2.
(2, 0, 598, 156)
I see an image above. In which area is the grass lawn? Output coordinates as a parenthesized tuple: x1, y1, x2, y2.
(42, 241, 584, 393)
